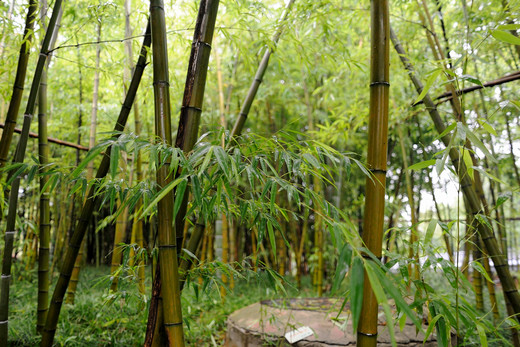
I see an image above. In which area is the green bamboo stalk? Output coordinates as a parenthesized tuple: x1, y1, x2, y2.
(0, 1, 63, 342)
(37, 0, 51, 332)
(0, 0, 37, 169)
(172, 0, 220, 256)
(40, 21, 151, 347)
(230, 0, 295, 138)
(356, 1, 390, 346)
(148, 1, 184, 345)
(391, 26, 520, 318)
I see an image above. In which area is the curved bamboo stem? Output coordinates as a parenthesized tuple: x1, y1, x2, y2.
(356, 1, 390, 346)
(40, 21, 151, 347)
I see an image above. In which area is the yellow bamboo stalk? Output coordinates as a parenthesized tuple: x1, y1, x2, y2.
(357, 1, 390, 345)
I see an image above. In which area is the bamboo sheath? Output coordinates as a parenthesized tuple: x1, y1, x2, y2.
(149, 1, 185, 345)
(230, 0, 295, 138)
(390, 27, 520, 318)
(40, 22, 151, 347)
(356, 1, 390, 346)
(0, 0, 37, 169)
(0, 0, 63, 343)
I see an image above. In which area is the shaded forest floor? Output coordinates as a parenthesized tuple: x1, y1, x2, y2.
(7, 264, 315, 346)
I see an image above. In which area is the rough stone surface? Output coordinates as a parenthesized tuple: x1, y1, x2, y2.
(224, 298, 436, 347)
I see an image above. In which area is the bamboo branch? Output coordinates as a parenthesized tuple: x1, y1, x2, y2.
(0, 123, 89, 151)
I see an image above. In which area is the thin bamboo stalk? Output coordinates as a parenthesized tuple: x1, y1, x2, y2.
(37, 0, 51, 332)
(0, 0, 37, 169)
(40, 21, 151, 346)
(357, 2, 390, 345)
(397, 126, 419, 283)
(230, 0, 294, 138)
(391, 26, 520, 318)
(0, 1, 62, 342)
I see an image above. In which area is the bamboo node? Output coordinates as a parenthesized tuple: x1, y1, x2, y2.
(1, 275, 11, 279)
(358, 331, 378, 337)
(152, 80, 170, 86)
(369, 81, 390, 87)
(369, 168, 387, 174)
(164, 322, 183, 327)
(158, 244, 178, 249)
(181, 105, 202, 112)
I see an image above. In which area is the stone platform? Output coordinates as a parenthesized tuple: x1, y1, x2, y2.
(224, 298, 436, 346)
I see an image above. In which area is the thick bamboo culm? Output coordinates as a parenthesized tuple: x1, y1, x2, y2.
(0, 0, 37, 169)
(230, 0, 295, 138)
(149, 1, 185, 345)
(173, 0, 220, 257)
(40, 22, 151, 347)
(37, 0, 51, 333)
(0, 0, 63, 343)
(356, 1, 390, 346)
(390, 26, 520, 318)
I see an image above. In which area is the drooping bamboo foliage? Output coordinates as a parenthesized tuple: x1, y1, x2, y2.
(391, 26, 520, 318)
(230, 0, 295, 138)
(40, 21, 151, 347)
(0, 0, 37, 169)
(0, 1, 63, 342)
(356, 1, 390, 346)
(148, 1, 184, 345)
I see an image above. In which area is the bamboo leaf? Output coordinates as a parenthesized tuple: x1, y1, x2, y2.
(491, 30, 520, 45)
(498, 24, 520, 30)
(476, 323, 488, 347)
(462, 149, 474, 180)
(424, 219, 438, 246)
(414, 69, 442, 104)
(477, 119, 497, 136)
(140, 177, 184, 218)
(267, 221, 276, 260)
(408, 159, 435, 171)
(350, 257, 364, 332)
(461, 123, 496, 162)
(423, 314, 442, 344)
(332, 243, 352, 293)
(471, 261, 493, 283)
(364, 262, 397, 347)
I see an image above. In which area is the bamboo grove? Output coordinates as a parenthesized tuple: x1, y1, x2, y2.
(1, 0, 520, 346)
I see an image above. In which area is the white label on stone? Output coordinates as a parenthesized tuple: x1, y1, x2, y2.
(284, 326, 313, 343)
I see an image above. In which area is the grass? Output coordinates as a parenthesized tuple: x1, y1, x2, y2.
(7, 262, 314, 346)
